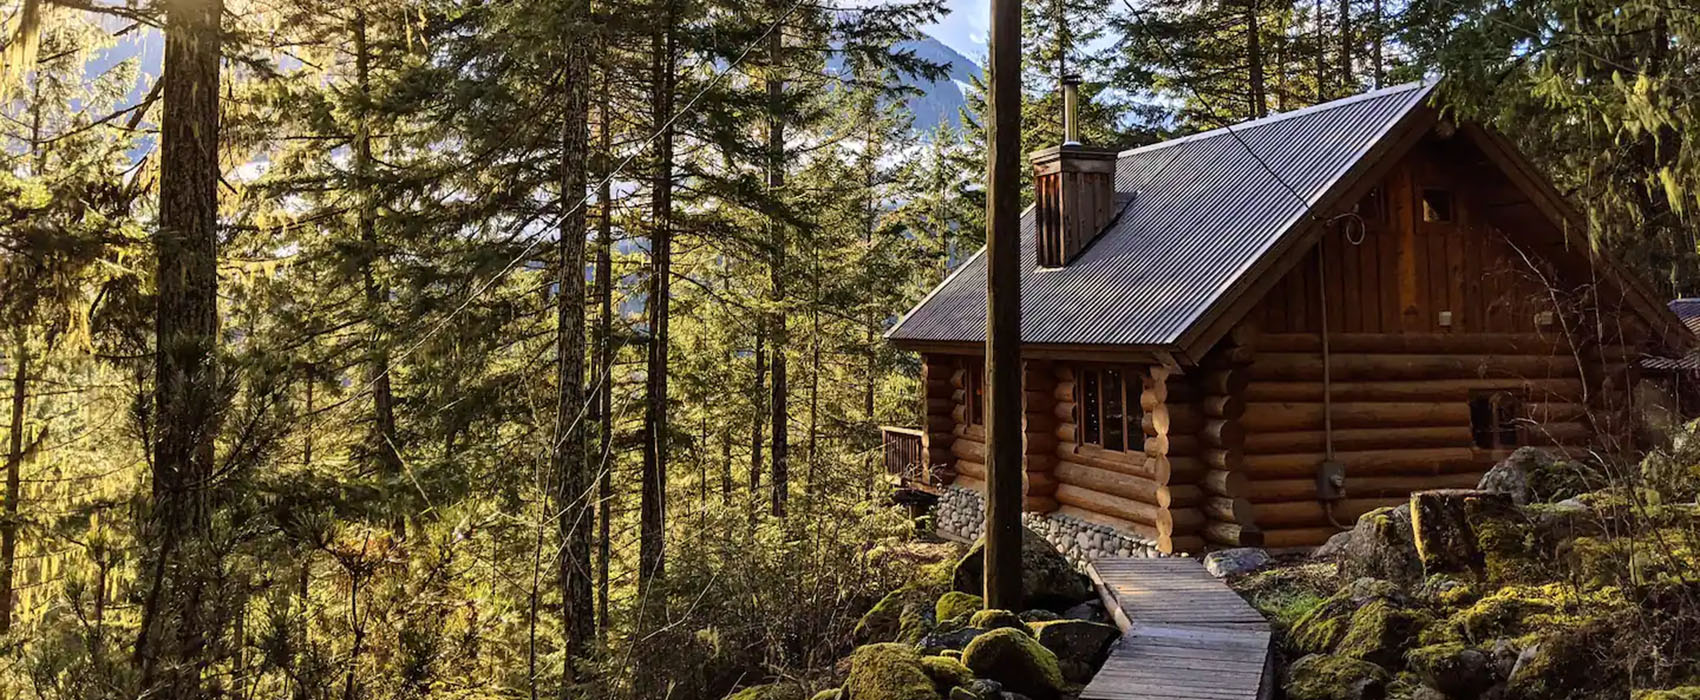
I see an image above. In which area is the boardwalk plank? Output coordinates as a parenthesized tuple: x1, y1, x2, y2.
(1079, 557, 1273, 700)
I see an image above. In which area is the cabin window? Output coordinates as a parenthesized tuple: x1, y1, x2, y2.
(1469, 392, 1522, 450)
(1355, 186, 1386, 224)
(1077, 366, 1141, 452)
(1422, 188, 1455, 223)
(964, 360, 984, 426)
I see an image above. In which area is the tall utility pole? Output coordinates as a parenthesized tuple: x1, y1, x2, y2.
(983, 0, 1024, 611)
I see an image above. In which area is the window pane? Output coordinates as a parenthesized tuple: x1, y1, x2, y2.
(1082, 370, 1100, 446)
(1496, 398, 1519, 447)
(1469, 396, 1493, 449)
(972, 364, 984, 425)
(1104, 369, 1125, 451)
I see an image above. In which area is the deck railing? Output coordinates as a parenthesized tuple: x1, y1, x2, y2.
(879, 426, 925, 485)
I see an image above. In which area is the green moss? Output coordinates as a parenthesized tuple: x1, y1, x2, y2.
(1229, 563, 1337, 634)
(1404, 643, 1493, 698)
(1419, 584, 1628, 647)
(920, 655, 975, 692)
(808, 690, 842, 700)
(726, 682, 807, 700)
(844, 643, 941, 700)
(1336, 600, 1428, 669)
(967, 609, 1027, 634)
(961, 627, 1066, 700)
(935, 592, 982, 624)
(1283, 654, 1391, 700)
(1635, 687, 1700, 700)
(1289, 596, 1352, 655)
(856, 586, 937, 645)
(1506, 621, 1622, 700)
(1468, 497, 1539, 583)
(1575, 528, 1700, 588)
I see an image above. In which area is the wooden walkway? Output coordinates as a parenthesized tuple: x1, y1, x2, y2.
(1080, 557, 1274, 700)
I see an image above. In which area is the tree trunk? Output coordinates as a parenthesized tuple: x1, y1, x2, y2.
(593, 47, 615, 649)
(354, 12, 401, 483)
(766, 10, 789, 519)
(1337, 0, 1352, 91)
(1246, 0, 1266, 118)
(1370, 0, 1383, 87)
(0, 339, 25, 633)
(554, 4, 595, 689)
(1313, 0, 1327, 100)
(749, 326, 765, 499)
(136, 0, 225, 695)
(639, 0, 675, 592)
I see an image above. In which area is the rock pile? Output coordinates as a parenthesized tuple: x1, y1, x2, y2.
(734, 526, 1119, 700)
(1266, 448, 1700, 700)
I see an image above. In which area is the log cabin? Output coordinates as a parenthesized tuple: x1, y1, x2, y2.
(880, 81, 1695, 554)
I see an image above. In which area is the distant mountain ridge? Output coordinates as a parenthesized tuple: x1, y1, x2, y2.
(896, 34, 981, 132)
(831, 33, 981, 134)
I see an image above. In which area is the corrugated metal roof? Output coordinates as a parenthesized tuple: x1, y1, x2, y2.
(887, 81, 1436, 348)
(1670, 299, 1700, 337)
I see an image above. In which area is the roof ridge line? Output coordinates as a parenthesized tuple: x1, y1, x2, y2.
(1117, 80, 1436, 159)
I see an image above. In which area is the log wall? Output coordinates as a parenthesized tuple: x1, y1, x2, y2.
(1235, 145, 1646, 548)
(920, 356, 957, 486)
(1051, 364, 1204, 553)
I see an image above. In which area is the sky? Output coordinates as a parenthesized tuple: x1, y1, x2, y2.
(927, 0, 993, 60)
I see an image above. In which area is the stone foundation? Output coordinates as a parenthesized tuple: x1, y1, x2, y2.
(933, 485, 1163, 565)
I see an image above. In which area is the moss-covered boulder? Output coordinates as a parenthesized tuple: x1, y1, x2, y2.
(844, 643, 941, 700)
(1636, 688, 1700, 700)
(920, 655, 975, 692)
(1404, 643, 1494, 698)
(1289, 578, 1403, 655)
(1411, 490, 1512, 578)
(1505, 622, 1623, 700)
(726, 682, 808, 700)
(1337, 599, 1428, 669)
(935, 592, 982, 624)
(856, 587, 937, 645)
(1019, 609, 1059, 623)
(1344, 505, 1423, 585)
(918, 626, 985, 655)
(1028, 619, 1119, 682)
(961, 627, 1067, 700)
(952, 528, 1092, 611)
(967, 609, 1028, 634)
(1285, 654, 1391, 700)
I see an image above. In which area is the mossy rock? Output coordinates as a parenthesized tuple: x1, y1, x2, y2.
(1635, 688, 1700, 700)
(961, 627, 1067, 700)
(1289, 579, 1400, 655)
(1019, 609, 1059, 623)
(1505, 622, 1623, 700)
(952, 528, 1093, 611)
(1029, 619, 1119, 682)
(1418, 584, 1628, 647)
(935, 592, 982, 624)
(1284, 654, 1392, 700)
(1404, 643, 1494, 698)
(920, 656, 975, 692)
(844, 643, 941, 700)
(1337, 599, 1429, 669)
(1344, 505, 1423, 585)
(857, 587, 937, 645)
(967, 609, 1027, 634)
(726, 682, 808, 700)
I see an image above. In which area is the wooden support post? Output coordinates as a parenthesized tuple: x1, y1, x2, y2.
(982, 0, 1023, 611)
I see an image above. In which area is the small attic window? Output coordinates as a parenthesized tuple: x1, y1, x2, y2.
(1422, 188, 1455, 223)
(1355, 186, 1386, 224)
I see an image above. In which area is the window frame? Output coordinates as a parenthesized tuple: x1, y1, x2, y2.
(963, 358, 984, 426)
(1076, 364, 1143, 453)
(1469, 391, 1523, 450)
